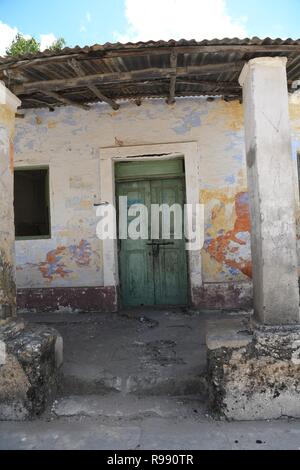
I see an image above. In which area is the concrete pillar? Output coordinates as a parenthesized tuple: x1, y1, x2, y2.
(239, 57, 300, 325)
(0, 85, 63, 420)
(0, 82, 21, 323)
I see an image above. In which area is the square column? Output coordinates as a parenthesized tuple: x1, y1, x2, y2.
(0, 83, 63, 420)
(206, 58, 300, 421)
(239, 57, 300, 325)
(0, 82, 21, 323)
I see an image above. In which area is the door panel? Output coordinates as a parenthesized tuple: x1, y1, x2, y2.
(117, 181, 154, 307)
(151, 179, 188, 306)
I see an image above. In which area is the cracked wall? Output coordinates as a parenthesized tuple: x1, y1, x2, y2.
(0, 105, 17, 320)
(12, 96, 300, 308)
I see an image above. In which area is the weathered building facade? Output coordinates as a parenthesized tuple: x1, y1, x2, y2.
(13, 94, 300, 313)
(1, 39, 300, 420)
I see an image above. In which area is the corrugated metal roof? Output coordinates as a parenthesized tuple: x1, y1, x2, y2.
(1, 38, 300, 110)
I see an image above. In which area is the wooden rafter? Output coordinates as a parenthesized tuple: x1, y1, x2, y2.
(26, 97, 55, 111)
(40, 90, 90, 110)
(175, 79, 241, 88)
(15, 61, 245, 95)
(68, 59, 120, 110)
(166, 51, 177, 105)
(84, 80, 241, 95)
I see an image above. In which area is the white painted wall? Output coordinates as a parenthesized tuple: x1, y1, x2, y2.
(13, 96, 300, 291)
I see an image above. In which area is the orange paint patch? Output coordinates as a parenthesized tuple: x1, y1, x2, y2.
(38, 240, 92, 281)
(39, 246, 70, 280)
(200, 188, 236, 205)
(47, 120, 57, 129)
(206, 192, 252, 278)
(9, 140, 14, 173)
(204, 100, 244, 131)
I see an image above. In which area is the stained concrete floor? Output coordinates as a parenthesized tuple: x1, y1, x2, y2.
(1, 308, 300, 450)
(49, 307, 210, 397)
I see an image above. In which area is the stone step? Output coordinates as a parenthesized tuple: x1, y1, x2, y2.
(61, 366, 208, 398)
(52, 394, 207, 420)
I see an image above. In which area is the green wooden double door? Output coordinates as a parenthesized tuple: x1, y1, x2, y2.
(117, 169, 188, 307)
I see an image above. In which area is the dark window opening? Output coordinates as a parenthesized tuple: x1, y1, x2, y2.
(14, 168, 50, 238)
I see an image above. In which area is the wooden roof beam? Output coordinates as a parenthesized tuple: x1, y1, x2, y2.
(102, 44, 300, 58)
(69, 59, 120, 110)
(1, 44, 300, 72)
(15, 61, 245, 95)
(41, 90, 90, 110)
(26, 97, 55, 111)
(166, 51, 177, 105)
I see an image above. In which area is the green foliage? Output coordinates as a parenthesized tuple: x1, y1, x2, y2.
(47, 37, 66, 52)
(6, 33, 40, 56)
(5, 33, 67, 56)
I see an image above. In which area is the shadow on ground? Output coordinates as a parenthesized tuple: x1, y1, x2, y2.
(1, 308, 299, 450)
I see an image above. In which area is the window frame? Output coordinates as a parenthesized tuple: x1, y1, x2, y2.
(14, 165, 52, 241)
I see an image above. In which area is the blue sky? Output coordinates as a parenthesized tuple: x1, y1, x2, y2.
(0, 0, 299, 55)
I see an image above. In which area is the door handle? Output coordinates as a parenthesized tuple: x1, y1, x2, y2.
(147, 242, 160, 257)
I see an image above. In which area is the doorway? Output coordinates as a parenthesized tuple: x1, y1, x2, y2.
(116, 159, 188, 307)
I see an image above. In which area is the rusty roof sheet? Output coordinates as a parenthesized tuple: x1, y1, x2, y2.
(1, 38, 300, 110)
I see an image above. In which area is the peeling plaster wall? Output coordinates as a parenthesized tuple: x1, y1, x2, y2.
(12, 96, 300, 307)
(0, 105, 17, 319)
(289, 94, 300, 275)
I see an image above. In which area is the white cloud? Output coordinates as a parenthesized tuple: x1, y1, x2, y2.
(114, 0, 247, 42)
(0, 20, 58, 56)
(80, 11, 92, 34)
(0, 20, 18, 56)
(40, 33, 57, 51)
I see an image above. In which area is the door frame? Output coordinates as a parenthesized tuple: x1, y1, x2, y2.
(99, 141, 202, 308)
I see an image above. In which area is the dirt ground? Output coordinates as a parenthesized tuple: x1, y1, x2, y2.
(1, 308, 300, 450)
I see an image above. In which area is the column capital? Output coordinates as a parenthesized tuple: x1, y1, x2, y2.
(239, 56, 288, 87)
(0, 81, 21, 112)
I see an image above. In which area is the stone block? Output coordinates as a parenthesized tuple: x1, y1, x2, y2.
(0, 321, 63, 420)
(0, 354, 30, 420)
(206, 317, 300, 420)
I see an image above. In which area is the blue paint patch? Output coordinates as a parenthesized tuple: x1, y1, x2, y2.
(235, 232, 249, 242)
(71, 127, 86, 135)
(61, 108, 78, 126)
(24, 140, 35, 150)
(228, 267, 240, 276)
(225, 174, 236, 185)
(233, 154, 243, 162)
(204, 238, 213, 248)
(237, 192, 249, 205)
(172, 110, 202, 135)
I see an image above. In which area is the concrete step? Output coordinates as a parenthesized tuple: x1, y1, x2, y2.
(51, 394, 207, 420)
(22, 310, 209, 399)
(61, 365, 208, 398)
